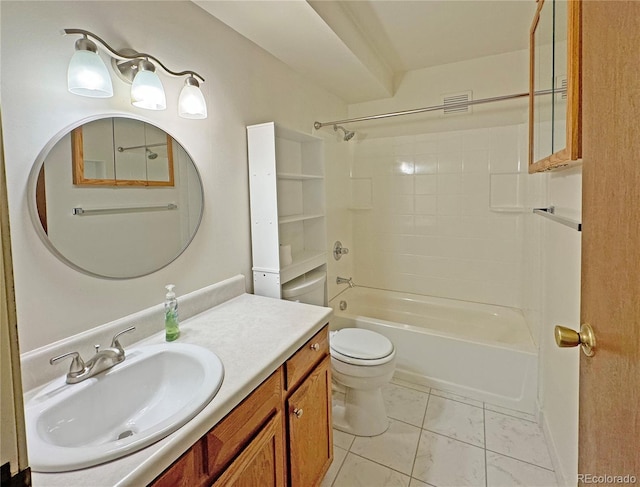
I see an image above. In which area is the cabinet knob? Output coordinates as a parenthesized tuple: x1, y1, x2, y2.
(293, 408, 304, 418)
(310, 343, 320, 351)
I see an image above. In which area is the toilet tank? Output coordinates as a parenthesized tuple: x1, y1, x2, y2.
(281, 269, 326, 306)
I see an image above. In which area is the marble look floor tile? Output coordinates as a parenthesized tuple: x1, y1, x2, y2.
(391, 377, 432, 394)
(485, 403, 537, 423)
(320, 446, 348, 487)
(333, 453, 411, 487)
(423, 395, 485, 447)
(351, 419, 421, 475)
(430, 388, 484, 408)
(384, 382, 430, 427)
(408, 479, 431, 487)
(333, 428, 355, 450)
(487, 451, 558, 487)
(485, 410, 553, 469)
(413, 430, 485, 487)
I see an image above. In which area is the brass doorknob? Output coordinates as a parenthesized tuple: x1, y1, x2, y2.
(293, 408, 303, 418)
(554, 323, 596, 356)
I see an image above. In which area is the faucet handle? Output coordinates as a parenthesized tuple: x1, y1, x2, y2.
(50, 351, 86, 375)
(110, 326, 136, 352)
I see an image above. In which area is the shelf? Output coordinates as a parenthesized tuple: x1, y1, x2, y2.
(277, 173, 324, 180)
(248, 122, 327, 300)
(280, 250, 326, 284)
(278, 213, 324, 224)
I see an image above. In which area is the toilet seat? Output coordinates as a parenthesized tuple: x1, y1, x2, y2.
(330, 328, 395, 366)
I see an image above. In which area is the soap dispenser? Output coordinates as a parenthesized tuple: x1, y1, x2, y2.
(164, 284, 180, 341)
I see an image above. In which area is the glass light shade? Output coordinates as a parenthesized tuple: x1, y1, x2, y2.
(131, 68, 166, 110)
(178, 84, 207, 119)
(67, 50, 113, 98)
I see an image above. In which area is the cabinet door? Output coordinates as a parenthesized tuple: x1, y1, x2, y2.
(212, 412, 285, 487)
(151, 443, 204, 487)
(287, 356, 333, 487)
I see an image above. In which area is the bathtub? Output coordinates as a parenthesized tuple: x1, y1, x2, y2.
(329, 286, 538, 413)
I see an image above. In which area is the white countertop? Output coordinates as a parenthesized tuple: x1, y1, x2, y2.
(30, 291, 332, 487)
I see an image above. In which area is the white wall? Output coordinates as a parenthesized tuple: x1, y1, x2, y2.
(348, 49, 530, 139)
(1, 1, 347, 352)
(538, 167, 582, 486)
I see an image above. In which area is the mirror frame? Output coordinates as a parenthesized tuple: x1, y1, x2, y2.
(28, 114, 204, 280)
(528, 0, 582, 173)
(71, 125, 175, 187)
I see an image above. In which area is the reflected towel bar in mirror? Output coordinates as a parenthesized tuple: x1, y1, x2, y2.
(72, 203, 178, 216)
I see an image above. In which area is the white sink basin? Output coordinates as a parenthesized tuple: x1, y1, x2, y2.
(25, 342, 224, 472)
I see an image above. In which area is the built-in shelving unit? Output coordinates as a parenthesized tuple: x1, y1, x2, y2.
(278, 214, 324, 224)
(247, 122, 327, 299)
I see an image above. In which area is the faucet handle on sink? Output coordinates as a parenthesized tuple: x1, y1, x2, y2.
(50, 351, 86, 376)
(110, 326, 136, 353)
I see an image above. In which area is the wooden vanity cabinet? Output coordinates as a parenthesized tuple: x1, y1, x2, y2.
(205, 370, 285, 482)
(286, 356, 332, 486)
(151, 442, 205, 487)
(150, 324, 332, 487)
(211, 412, 285, 487)
(151, 370, 284, 487)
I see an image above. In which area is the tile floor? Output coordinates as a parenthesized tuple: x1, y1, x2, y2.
(321, 379, 558, 487)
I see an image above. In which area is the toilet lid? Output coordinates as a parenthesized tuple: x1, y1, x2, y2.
(330, 328, 394, 360)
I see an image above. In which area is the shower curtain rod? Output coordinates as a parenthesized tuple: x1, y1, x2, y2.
(313, 88, 559, 129)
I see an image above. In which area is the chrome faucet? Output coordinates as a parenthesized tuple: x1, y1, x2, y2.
(336, 276, 354, 288)
(50, 326, 136, 384)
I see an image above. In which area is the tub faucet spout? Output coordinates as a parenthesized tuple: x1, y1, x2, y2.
(337, 276, 354, 288)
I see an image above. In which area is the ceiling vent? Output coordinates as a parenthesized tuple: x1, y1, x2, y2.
(442, 91, 472, 116)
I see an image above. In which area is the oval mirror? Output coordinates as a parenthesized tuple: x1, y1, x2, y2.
(29, 116, 204, 279)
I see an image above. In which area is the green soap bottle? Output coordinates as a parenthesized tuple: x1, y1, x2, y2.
(164, 284, 180, 341)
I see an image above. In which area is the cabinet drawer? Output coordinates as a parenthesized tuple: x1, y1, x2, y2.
(205, 368, 283, 482)
(285, 326, 328, 391)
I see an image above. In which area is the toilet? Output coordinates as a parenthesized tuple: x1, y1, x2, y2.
(330, 328, 396, 437)
(281, 273, 396, 437)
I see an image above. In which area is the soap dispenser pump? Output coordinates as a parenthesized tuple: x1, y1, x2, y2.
(164, 284, 180, 341)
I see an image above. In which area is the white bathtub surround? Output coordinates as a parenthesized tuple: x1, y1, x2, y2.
(349, 124, 529, 309)
(330, 286, 538, 413)
(322, 380, 557, 487)
(22, 275, 332, 486)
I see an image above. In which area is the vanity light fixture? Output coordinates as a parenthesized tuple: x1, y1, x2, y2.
(131, 60, 166, 110)
(63, 28, 207, 119)
(178, 76, 208, 119)
(67, 36, 113, 98)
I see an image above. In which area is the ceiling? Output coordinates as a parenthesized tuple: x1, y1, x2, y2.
(193, 0, 536, 104)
